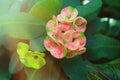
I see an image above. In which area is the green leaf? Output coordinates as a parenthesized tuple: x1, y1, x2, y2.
(0, 12, 46, 40)
(0, 28, 10, 50)
(109, 18, 120, 27)
(29, 0, 62, 21)
(103, 0, 120, 8)
(9, 0, 24, 13)
(107, 18, 120, 38)
(0, 26, 6, 46)
(77, 0, 102, 21)
(62, 0, 80, 8)
(107, 58, 120, 64)
(108, 26, 120, 38)
(0, 26, 5, 36)
(60, 56, 93, 80)
(0, 0, 15, 14)
(85, 18, 101, 35)
(9, 53, 23, 74)
(95, 58, 120, 80)
(30, 36, 46, 52)
(20, 0, 35, 12)
(85, 34, 120, 61)
(100, 6, 120, 20)
(96, 20, 109, 34)
(85, 18, 109, 36)
(60, 56, 118, 80)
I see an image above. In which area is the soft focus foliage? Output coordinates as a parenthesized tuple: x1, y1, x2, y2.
(0, 13, 46, 40)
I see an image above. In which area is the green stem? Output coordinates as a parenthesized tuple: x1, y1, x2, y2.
(29, 70, 37, 80)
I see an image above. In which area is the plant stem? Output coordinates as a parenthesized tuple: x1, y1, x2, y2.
(29, 70, 37, 80)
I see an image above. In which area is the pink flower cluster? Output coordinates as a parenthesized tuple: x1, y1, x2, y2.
(44, 6, 87, 59)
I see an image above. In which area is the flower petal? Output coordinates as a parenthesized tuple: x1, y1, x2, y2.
(44, 36, 67, 59)
(65, 41, 79, 50)
(75, 17, 87, 32)
(61, 6, 71, 17)
(57, 6, 78, 23)
(50, 46, 66, 59)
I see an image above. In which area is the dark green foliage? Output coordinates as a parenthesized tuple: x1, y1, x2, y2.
(103, 0, 120, 8)
(62, 0, 80, 7)
(60, 56, 120, 80)
(86, 34, 120, 61)
(94, 58, 120, 80)
(60, 56, 93, 80)
(76, 0, 102, 21)
(0, 47, 11, 80)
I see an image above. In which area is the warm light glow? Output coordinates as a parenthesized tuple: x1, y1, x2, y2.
(100, 18, 108, 22)
(109, 18, 117, 27)
(82, 0, 90, 5)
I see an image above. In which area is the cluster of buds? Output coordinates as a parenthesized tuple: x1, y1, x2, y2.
(44, 6, 87, 59)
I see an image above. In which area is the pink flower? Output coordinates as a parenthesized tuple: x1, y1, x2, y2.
(57, 6, 78, 23)
(44, 36, 67, 59)
(44, 6, 87, 59)
(64, 30, 80, 50)
(74, 17, 87, 32)
(66, 47, 86, 58)
(66, 36, 86, 58)
(46, 16, 58, 41)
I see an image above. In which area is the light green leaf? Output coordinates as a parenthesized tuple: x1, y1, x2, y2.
(0, 12, 46, 40)
(29, 0, 62, 21)
(0, 0, 15, 14)
(9, 0, 23, 13)
(0, 26, 6, 46)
